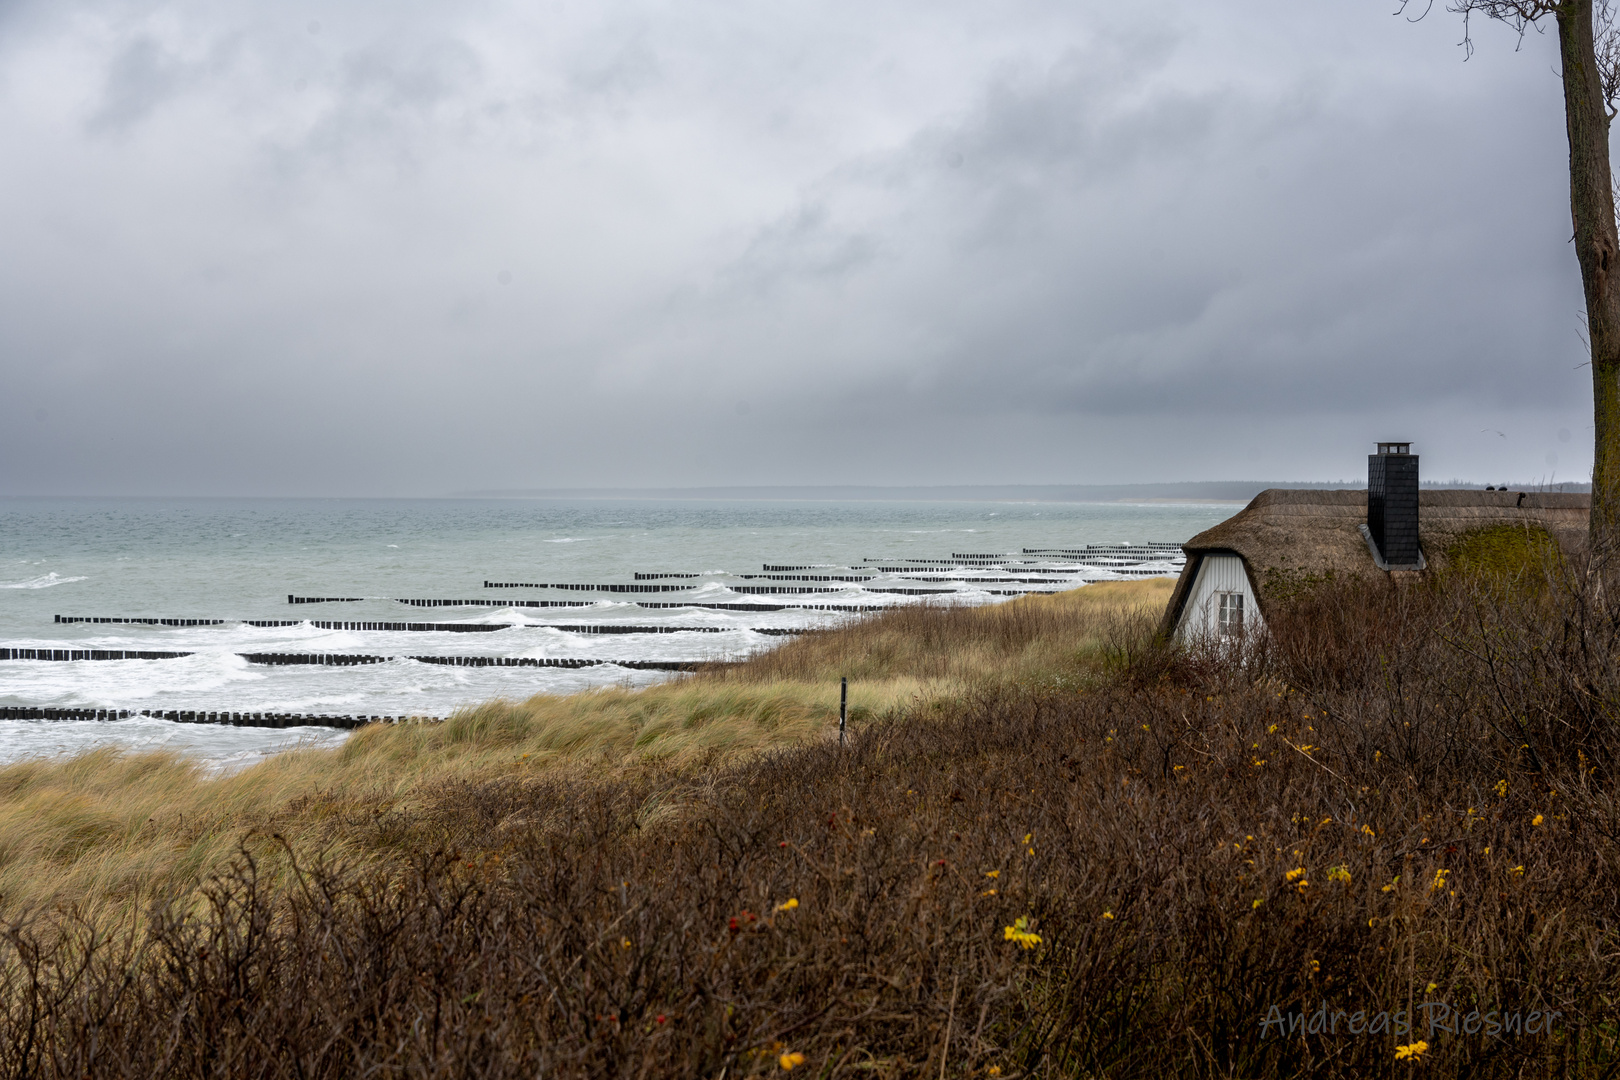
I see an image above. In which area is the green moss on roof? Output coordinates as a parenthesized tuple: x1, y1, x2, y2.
(1444, 523, 1561, 581)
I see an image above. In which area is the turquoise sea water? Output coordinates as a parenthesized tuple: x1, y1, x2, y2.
(0, 497, 1236, 767)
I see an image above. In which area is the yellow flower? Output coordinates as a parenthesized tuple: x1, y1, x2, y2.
(1285, 867, 1307, 882)
(1394, 1040, 1429, 1061)
(620, 938, 632, 950)
(1426, 982, 1438, 993)
(1382, 876, 1400, 892)
(987, 1069, 1002, 1077)
(984, 870, 999, 879)
(1327, 866, 1352, 885)
(1361, 825, 1376, 837)
(1532, 814, 1544, 827)
(779, 1051, 806, 1071)
(773, 898, 799, 913)
(1430, 869, 1449, 892)
(1495, 779, 1509, 797)
(1101, 910, 1114, 920)
(1003, 916, 1042, 949)
(981, 889, 997, 896)
(1023, 833, 1032, 844)
(1511, 865, 1524, 876)
(1252, 899, 1264, 909)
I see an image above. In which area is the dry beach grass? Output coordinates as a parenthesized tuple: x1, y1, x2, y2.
(0, 580, 1169, 914)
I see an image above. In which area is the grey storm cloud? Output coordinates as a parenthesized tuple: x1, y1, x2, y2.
(0, 0, 1597, 494)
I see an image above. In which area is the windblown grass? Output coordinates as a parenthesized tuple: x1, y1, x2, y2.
(0, 581, 1167, 914)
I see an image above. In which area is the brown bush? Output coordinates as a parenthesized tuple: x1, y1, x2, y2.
(1, 571, 1618, 1077)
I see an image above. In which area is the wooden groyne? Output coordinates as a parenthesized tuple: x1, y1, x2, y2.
(408, 656, 708, 671)
(485, 580, 883, 595)
(240, 654, 719, 671)
(0, 707, 416, 729)
(56, 617, 226, 627)
(391, 599, 594, 609)
(483, 582, 698, 593)
(239, 653, 390, 666)
(296, 621, 504, 632)
(0, 648, 194, 661)
(52, 617, 798, 636)
(738, 574, 874, 582)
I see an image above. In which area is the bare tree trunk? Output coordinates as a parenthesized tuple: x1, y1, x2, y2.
(1558, 0, 1620, 552)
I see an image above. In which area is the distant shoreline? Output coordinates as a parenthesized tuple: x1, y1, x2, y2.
(453, 481, 1591, 503)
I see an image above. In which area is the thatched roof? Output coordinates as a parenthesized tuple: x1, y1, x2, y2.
(1161, 489, 1590, 635)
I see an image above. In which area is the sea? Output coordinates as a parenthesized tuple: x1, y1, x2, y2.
(0, 497, 1236, 770)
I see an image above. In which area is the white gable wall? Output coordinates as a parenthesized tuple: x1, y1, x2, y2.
(1176, 553, 1262, 642)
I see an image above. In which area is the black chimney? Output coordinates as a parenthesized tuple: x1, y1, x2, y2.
(1367, 442, 1419, 567)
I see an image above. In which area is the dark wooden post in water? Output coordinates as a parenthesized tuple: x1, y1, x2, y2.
(839, 676, 847, 748)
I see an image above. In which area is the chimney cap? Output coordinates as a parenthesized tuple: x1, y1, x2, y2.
(1376, 442, 1412, 455)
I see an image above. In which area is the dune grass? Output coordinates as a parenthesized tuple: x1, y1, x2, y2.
(0, 580, 1169, 914)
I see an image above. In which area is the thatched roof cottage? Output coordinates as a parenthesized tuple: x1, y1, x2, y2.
(1162, 445, 1589, 642)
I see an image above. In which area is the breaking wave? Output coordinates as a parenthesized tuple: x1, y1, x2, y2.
(1, 573, 87, 590)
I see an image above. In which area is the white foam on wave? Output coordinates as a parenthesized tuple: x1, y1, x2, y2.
(0, 652, 267, 704)
(1, 572, 88, 589)
(0, 716, 350, 774)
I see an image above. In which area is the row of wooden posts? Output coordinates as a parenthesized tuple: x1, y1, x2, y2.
(4, 650, 715, 670)
(55, 616, 801, 636)
(0, 706, 423, 729)
(294, 597, 888, 612)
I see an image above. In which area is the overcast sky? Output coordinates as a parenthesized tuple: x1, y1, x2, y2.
(0, 0, 1598, 495)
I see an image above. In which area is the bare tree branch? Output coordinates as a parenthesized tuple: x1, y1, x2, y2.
(1596, 0, 1620, 114)
(1398, 1, 1558, 59)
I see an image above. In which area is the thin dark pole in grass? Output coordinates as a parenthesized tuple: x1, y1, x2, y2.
(840, 676, 847, 748)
